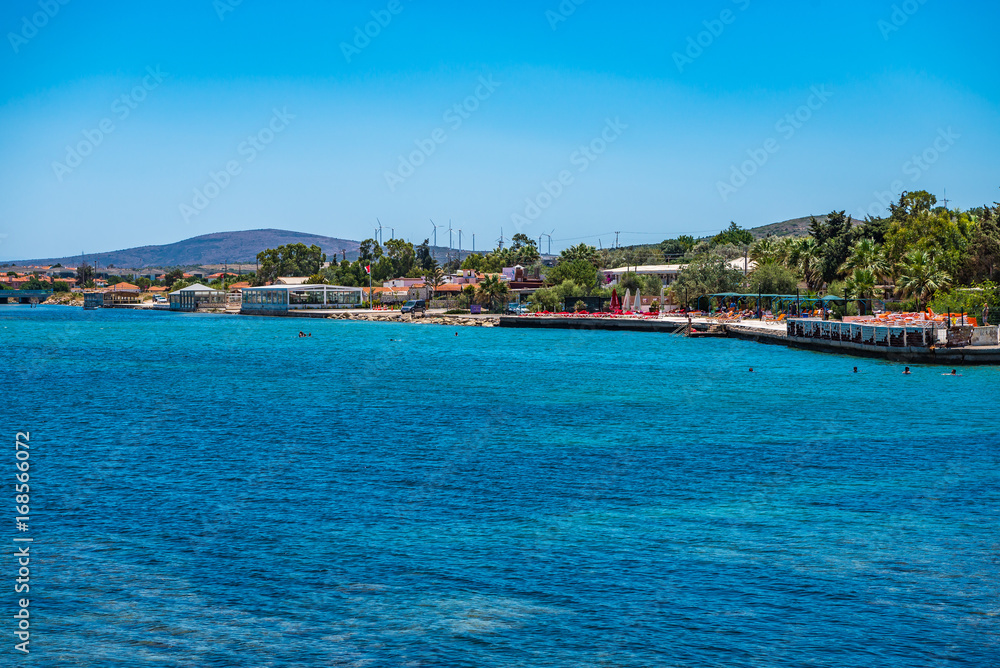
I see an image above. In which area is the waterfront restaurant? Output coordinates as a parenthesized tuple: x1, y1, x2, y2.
(241, 284, 363, 313)
(169, 283, 227, 311)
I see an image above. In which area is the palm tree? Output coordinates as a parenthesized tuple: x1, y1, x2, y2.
(749, 237, 778, 265)
(775, 236, 798, 268)
(791, 237, 823, 290)
(476, 274, 509, 311)
(845, 268, 876, 299)
(896, 250, 951, 309)
(840, 238, 890, 281)
(424, 266, 445, 301)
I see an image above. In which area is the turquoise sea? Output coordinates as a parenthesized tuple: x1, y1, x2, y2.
(2, 306, 998, 667)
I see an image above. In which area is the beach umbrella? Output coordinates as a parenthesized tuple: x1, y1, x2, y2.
(634, 290, 641, 312)
(610, 288, 620, 311)
(622, 289, 631, 311)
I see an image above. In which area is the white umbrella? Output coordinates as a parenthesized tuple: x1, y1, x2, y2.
(634, 290, 641, 313)
(622, 289, 631, 312)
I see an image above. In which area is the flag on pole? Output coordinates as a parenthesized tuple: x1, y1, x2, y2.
(365, 265, 371, 275)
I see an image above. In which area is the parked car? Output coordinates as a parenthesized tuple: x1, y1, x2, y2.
(507, 302, 528, 315)
(153, 296, 167, 304)
(401, 299, 426, 315)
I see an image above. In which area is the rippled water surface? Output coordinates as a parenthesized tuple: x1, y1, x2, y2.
(3, 307, 998, 667)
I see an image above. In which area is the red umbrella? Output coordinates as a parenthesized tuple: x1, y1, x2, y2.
(610, 288, 620, 312)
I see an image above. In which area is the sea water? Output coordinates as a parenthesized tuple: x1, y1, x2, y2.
(2, 307, 997, 667)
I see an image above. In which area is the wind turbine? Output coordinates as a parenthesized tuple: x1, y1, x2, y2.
(448, 220, 453, 252)
(429, 219, 443, 251)
(545, 229, 555, 255)
(497, 227, 505, 250)
(457, 229, 463, 255)
(376, 219, 384, 245)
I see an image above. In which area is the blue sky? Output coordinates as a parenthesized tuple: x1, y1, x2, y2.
(1, 0, 998, 261)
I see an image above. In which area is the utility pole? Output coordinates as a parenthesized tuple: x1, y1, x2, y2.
(614, 231, 620, 248)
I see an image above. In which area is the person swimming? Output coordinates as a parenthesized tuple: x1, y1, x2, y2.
(853, 367, 858, 373)
(903, 366, 911, 374)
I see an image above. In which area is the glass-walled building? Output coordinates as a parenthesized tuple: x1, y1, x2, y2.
(241, 284, 363, 313)
(169, 283, 228, 311)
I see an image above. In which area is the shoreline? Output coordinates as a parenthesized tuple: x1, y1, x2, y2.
(14, 302, 1000, 364)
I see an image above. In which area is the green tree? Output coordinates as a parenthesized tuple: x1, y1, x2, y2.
(896, 250, 951, 309)
(460, 253, 486, 272)
(559, 243, 600, 267)
(424, 265, 445, 299)
(712, 222, 753, 247)
(75, 263, 95, 286)
(964, 203, 1000, 282)
(256, 243, 326, 285)
(476, 274, 509, 310)
(545, 259, 599, 293)
(383, 238, 416, 277)
(840, 238, 890, 282)
(416, 239, 436, 270)
(844, 268, 876, 301)
(749, 262, 798, 294)
(357, 238, 382, 264)
(790, 237, 823, 290)
(164, 269, 184, 287)
(659, 235, 695, 261)
(672, 255, 744, 304)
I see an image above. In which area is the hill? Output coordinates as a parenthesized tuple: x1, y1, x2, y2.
(5, 229, 363, 269)
(747, 215, 829, 239)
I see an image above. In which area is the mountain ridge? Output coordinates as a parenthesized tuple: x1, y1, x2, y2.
(5, 216, 827, 268)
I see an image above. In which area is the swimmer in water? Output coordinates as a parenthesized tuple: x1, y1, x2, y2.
(903, 366, 911, 374)
(853, 366, 858, 373)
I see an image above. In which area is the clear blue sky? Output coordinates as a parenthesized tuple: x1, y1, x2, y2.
(2, 0, 998, 261)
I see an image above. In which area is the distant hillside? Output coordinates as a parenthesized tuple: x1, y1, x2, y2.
(747, 215, 829, 239)
(6, 229, 363, 269)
